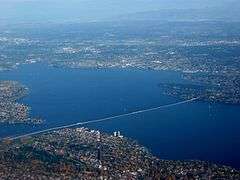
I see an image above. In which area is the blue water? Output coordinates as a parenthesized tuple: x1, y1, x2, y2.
(1, 63, 240, 169)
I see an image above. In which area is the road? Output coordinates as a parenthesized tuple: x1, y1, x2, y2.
(8, 97, 200, 140)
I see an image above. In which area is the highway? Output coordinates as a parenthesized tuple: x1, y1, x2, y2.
(8, 97, 199, 140)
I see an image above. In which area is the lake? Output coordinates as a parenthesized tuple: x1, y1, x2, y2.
(1, 63, 240, 169)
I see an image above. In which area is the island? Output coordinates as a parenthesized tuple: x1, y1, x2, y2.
(159, 81, 240, 105)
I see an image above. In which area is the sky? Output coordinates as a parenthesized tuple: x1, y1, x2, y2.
(0, 0, 238, 24)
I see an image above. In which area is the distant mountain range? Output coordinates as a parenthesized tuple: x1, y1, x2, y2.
(0, 0, 239, 25)
(115, 6, 240, 22)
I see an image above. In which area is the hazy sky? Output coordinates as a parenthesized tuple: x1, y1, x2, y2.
(0, 0, 238, 24)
